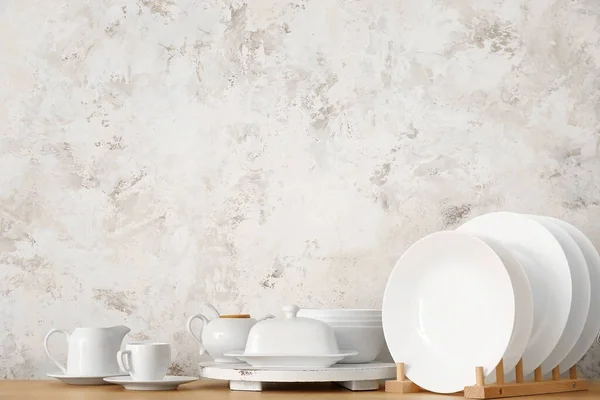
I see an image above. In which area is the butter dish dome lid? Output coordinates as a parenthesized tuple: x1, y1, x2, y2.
(243, 305, 340, 355)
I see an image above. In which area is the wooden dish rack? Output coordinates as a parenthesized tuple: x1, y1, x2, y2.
(385, 359, 589, 399)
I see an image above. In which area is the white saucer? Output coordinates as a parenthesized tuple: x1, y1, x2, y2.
(47, 373, 126, 385)
(224, 351, 358, 368)
(103, 375, 199, 391)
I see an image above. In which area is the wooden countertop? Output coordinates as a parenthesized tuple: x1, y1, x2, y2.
(0, 380, 598, 399)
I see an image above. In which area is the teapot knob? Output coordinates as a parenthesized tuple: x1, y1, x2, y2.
(282, 305, 299, 319)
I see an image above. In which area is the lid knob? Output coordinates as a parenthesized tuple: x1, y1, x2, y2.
(282, 305, 299, 319)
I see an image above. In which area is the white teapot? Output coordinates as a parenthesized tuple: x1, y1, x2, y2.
(44, 325, 130, 376)
(187, 303, 271, 363)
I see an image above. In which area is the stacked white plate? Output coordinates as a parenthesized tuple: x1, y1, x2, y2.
(297, 309, 385, 363)
(382, 212, 600, 394)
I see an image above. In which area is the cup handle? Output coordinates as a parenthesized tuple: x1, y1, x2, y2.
(117, 350, 132, 373)
(187, 314, 209, 355)
(43, 329, 69, 374)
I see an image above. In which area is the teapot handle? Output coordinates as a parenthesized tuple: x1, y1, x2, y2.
(201, 303, 220, 319)
(186, 314, 209, 355)
(44, 329, 70, 374)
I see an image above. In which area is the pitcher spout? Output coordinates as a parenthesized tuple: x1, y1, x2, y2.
(109, 325, 131, 340)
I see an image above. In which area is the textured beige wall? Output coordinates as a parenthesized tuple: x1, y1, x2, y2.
(1, 0, 600, 379)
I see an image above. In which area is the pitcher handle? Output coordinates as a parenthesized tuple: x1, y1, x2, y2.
(44, 329, 70, 374)
(187, 314, 209, 355)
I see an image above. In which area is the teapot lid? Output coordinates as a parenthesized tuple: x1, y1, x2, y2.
(220, 314, 251, 318)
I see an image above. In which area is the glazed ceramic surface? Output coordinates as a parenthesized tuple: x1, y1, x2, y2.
(103, 375, 198, 391)
(477, 238, 534, 381)
(118, 342, 171, 381)
(382, 231, 515, 394)
(244, 305, 340, 355)
(457, 211, 572, 376)
(44, 326, 130, 376)
(187, 303, 259, 363)
(549, 218, 600, 373)
(529, 216, 590, 374)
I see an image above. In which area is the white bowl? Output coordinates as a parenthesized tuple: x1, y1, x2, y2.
(328, 325, 385, 364)
(298, 309, 381, 316)
(302, 315, 381, 321)
(324, 323, 382, 328)
(297, 312, 381, 327)
(321, 320, 383, 327)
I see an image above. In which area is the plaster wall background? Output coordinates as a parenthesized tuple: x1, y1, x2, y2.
(1, 0, 600, 378)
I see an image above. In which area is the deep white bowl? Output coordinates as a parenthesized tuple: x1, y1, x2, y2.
(320, 321, 382, 327)
(328, 325, 385, 363)
(298, 309, 381, 316)
(302, 315, 381, 321)
(298, 310, 382, 327)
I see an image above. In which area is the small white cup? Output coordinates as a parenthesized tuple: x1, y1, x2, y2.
(117, 343, 171, 381)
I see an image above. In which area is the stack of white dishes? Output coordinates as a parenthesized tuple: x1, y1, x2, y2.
(382, 212, 600, 394)
(297, 309, 385, 363)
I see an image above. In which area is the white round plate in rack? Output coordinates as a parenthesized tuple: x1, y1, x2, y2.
(223, 351, 358, 369)
(478, 238, 534, 382)
(548, 218, 600, 373)
(198, 361, 396, 391)
(528, 215, 590, 375)
(382, 231, 516, 394)
(457, 212, 572, 377)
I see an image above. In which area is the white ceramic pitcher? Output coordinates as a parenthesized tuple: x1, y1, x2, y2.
(44, 325, 130, 376)
(187, 303, 272, 363)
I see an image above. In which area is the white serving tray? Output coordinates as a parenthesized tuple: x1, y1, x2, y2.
(198, 361, 396, 391)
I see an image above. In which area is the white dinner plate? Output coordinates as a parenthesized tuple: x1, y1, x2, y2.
(528, 216, 590, 374)
(224, 351, 358, 369)
(457, 212, 572, 376)
(103, 375, 198, 391)
(548, 218, 600, 373)
(478, 238, 533, 381)
(382, 231, 515, 393)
